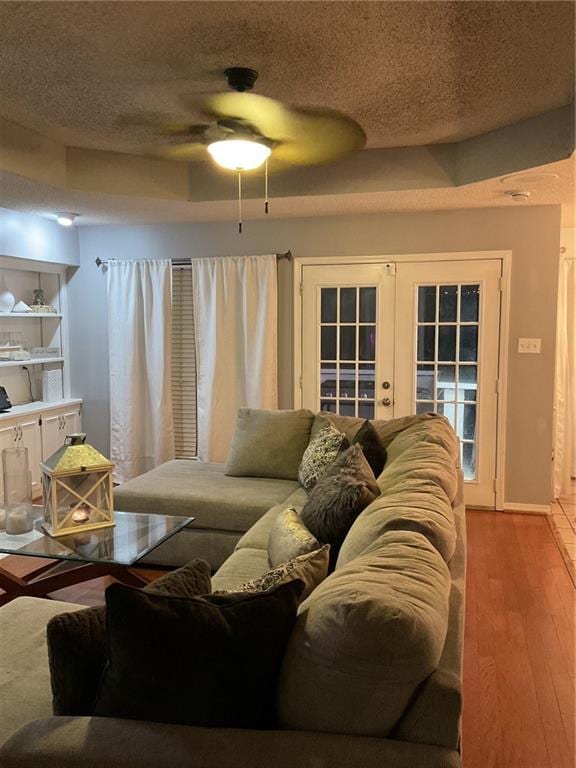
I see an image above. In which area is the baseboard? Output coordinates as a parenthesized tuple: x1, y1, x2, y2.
(502, 502, 551, 515)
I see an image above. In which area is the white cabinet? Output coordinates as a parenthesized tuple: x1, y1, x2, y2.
(41, 406, 81, 461)
(0, 400, 81, 501)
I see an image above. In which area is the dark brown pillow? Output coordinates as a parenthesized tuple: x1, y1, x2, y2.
(352, 420, 388, 478)
(94, 580, 304, 728)
(301, 445, 379, 570)
(47, 559, 212, 716)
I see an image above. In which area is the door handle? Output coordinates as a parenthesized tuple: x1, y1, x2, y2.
(381, 398, 392, 407)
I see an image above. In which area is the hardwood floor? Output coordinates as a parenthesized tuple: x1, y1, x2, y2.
(463, 511, 575, 768)
(0, 511, 574, 766)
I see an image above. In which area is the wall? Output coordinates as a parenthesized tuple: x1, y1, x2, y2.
(72, 205, 562, 506)
(0, 207, 79, 266)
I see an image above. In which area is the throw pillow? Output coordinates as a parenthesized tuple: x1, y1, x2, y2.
(301, 445, 379, 569)
(352, 420, 388, 478)
(217, 545, 330, 601)
(47, 558, 212, 716)
(225, 408, 315, 480)
(94, 580, 304, 728)
(298, 422, 349, 491)
(268, 507, 321, 568)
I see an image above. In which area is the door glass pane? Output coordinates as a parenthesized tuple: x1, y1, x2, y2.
(318, 285, 378, 419)
(321, 288, 337, 323)
(321, 326, 336, 360)
(415, 281, 481, 481)
(359, 364, 375, 400)
(418, 286, 436, 322)
(417, 364, 434, 400)
(340, 326, 356, 360)
(461, 443, 476, 480)
(320, 365, 337, 398)
(437, 364, 456, 401)
(460, 285, 479, 322)
(439, 285, 457, 322)
(360, 287, 376, 322)
(340, 364, 356, 398)
(358, 402, 375, 419)
(459, 326, 478, 362)
(340, 288, 356, 323)
(438, 326, 456, 361)
(417, 326, 435, 361)
(359, 326, 376, 361)
(339, 401, 356, 416)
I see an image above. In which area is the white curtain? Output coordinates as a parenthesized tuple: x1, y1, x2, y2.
(554, 248, 576, 497)
(107, 259, 174, 482)
(192, 255, 278, 462)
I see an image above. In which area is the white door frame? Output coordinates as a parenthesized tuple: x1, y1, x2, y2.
(293, 250, 512, 510)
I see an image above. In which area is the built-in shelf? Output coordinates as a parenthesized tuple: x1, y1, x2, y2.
(0, 357, 64, 369)
(0, 313, 62, 319)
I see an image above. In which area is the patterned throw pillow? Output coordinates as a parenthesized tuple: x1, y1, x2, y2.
(218, 546, 330, 601)
(298, 423, 349, 491)
(301, 445, 379, 570)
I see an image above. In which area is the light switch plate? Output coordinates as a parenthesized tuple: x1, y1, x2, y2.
(518, 337, 541, 354)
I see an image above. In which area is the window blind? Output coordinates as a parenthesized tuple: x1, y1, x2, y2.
(171, 266, 197, 458)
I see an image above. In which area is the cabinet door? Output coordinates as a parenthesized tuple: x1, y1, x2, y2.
(0, 421, 18, 501)
(19, 419, 42, 496)
(41, 412, 66, 461)
(62, 408, 81, 436)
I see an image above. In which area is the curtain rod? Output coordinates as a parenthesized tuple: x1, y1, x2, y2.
(95, 251, 292, 268)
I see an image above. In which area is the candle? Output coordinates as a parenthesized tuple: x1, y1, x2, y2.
(0, 508, 6, 531)
(5, 506, 33, 535)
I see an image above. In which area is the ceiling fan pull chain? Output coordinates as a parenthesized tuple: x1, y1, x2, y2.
(238, 171, 243, 234)
(264, 158, 269, 214)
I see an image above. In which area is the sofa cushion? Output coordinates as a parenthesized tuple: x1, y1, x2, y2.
(225, 408, 315, 480)
(94, 581, 304, 728)
(0, 597, 86, 747)
(268, 508, 321, 568)
(278, 530, 451, 737)
(211, 547, 271, 592)
(298, 422, 348, 491)
(47, 560, 213, 716)
(337, 479, 456, 566)
(217, 546, 330, 601)
(114, 460, 298, 533)
(377, 443, 459, 503)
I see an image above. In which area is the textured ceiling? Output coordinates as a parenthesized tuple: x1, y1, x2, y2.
(0, 1, 574, 154)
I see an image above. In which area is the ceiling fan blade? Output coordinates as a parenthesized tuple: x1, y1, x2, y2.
(202, 92, 291, 141)
(272, 108, 366, 166)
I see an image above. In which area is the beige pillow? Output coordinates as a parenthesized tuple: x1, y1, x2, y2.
(225, 408, 315, 480)
(217, 546, 330, 601)
(268, 507, 321, 568)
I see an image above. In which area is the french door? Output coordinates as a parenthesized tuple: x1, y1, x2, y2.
(299, 258, 502, 508)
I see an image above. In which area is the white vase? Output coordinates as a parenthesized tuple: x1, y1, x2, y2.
(0, 274, 15, 313)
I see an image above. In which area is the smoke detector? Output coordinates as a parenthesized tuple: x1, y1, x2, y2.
(505, 190, 531, 202)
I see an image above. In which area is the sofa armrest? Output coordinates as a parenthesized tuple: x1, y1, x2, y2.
(0, 716, 461, 768)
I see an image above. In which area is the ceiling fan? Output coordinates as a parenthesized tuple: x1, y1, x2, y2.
(127, 67, 366, 230)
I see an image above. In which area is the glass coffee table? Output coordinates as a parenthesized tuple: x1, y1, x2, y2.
(0, 509, 194, 605)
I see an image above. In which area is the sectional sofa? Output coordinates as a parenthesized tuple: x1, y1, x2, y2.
(0, 411, 466, 768)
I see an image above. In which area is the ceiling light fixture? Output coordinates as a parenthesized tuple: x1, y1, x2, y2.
(505, 190, 531, 202)
(56, 212, 78, 227)
(207, 139, 271, 171)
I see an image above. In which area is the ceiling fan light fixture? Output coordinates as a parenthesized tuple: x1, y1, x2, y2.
(207, 139, 271, 171)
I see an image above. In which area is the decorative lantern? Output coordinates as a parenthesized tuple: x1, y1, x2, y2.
(41, 433, 114, 537)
